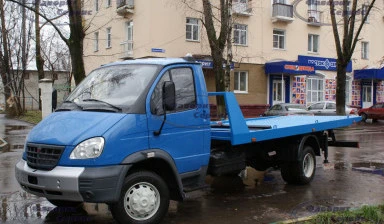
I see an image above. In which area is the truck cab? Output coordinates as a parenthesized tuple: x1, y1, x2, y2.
(16, 58, 211, 224)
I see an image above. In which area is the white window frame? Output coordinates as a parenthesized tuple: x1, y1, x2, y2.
(308, 34, 319, 53)
(362, 4, 369, 23)
(273, 29, 285, 50)
(233, 24, 248, 46)
(106, 0, 112, 7)
(95, 0, 99, 12)
(361, 41, 369, 59)
(186, 18, 200, 41)
(306, 75, 324, 104)
(125, 21, 133, 52)
(106, 27, 112, 48)
(94, 31, 99, 52)
(234, 71, 248, 93)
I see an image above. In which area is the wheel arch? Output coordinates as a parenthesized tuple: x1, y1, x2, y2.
(121, 149, 185, 201)
(298, 135, 321, 158)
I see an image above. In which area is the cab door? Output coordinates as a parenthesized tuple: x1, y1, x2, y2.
(146, 65, 210, 174)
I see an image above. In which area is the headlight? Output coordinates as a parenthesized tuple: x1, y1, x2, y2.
(70, 137, 105, 159)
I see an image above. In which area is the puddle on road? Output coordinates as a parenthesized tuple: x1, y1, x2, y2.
(333, 161, 384, 176)
(0, 192, 113, 224)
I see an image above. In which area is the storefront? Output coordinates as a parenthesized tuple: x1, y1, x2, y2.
(265, 56, 353, 106)
(353, 67, 384, 108)
(265, 61, 315, 106)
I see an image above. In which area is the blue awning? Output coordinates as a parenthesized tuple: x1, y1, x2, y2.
(354, 67, 384, 80)
(265, 61, 315, 75)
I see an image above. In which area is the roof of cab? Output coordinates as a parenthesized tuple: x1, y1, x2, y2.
(102, 57, 199, 67)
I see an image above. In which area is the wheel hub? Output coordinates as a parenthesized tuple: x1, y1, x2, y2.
(303, 153, 315, 178)
(124, 182, 160, 220)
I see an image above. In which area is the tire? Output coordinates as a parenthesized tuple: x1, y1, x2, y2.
(47, 199, 83, 207)
(361, 113, 368, 122)
(280, 146, 316, 185)
(110, 171, 170, 224)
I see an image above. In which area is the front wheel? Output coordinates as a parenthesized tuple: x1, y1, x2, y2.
(361, 113, 368, 122)
(110, 171, 170, 224)
(281, 146, 316, 185)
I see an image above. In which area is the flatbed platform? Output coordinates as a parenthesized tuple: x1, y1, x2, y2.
(208, 92, 361, 145)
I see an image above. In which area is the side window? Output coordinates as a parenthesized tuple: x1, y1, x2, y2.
(151, 67, 196, 114)
(326, 103, 336, 109)
(270, 105, 278, 111)
(309, 103, 324, 110)
(151, 72, 171, 114)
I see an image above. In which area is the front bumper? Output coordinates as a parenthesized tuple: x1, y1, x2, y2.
(15, 159, 129, 203)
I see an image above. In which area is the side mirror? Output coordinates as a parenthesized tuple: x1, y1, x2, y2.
(163, 81, 176, 111)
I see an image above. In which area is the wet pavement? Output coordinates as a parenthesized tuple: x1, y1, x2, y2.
(0, 114, 383, 224)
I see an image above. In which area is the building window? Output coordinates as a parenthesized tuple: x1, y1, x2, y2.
(106, 0, 111, 7)
(308, 34, 319, 53)
(362, 4, 369, 23)
(234, 71, 248, 93)
(233, 24, 247, 46)
(361, 41, 369, 59)
(186, 18, 199, 41)
(125, 21, 133, 52)
(94, 32, 99, 52)
(233, 0, 248, 13)
(306, 76, 324, 104)
(273, 29, 285, 49)
(106, 27, 111, 48)
(52, 73, 58, 80)
(95, 0, 99, 12)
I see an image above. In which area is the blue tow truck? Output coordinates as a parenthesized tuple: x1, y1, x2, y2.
(15, 58, 360, 224)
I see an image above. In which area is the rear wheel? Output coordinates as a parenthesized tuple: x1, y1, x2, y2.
(361, 113, 368, 122)
(281, 146, 316, 185)
(110, 171, 169, 224)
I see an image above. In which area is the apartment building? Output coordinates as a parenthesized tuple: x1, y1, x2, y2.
(83, 0, 384, 111)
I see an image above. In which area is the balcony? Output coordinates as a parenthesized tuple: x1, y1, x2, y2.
(120, 41, 133, 59)
(116, 0, 134, 16)
(307, 10, 323, 27)
(232, 1, 252, 16)
(271, 3, 294, 23)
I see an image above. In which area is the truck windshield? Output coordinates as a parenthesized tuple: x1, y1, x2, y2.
(66, 64, 158, 111)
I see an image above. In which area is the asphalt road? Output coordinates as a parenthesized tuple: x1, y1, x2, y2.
(0, 114, 383, 224)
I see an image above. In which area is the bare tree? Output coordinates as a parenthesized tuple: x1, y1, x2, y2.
(329, 0, 376, 114)
(7, 0, 87, 85)
(0, 0, 34, 116)
(180, 0, 233, 117)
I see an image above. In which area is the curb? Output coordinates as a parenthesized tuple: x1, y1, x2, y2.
(270, 215, 314, 224)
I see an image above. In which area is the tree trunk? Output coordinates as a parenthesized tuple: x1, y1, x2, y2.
(68, 0, 86, 85)
(212, 50, 226, 118)
(336, 61, 347, 115)
(35, 0, 45, 80)
(0, 0, 13, 115)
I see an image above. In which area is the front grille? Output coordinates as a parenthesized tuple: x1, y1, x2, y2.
(26, 143, 65, 170)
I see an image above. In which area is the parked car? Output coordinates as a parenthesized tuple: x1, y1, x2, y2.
(307, 101, 357, 116)
(263, 103, 313, 116)
(358, 102, 384, 122)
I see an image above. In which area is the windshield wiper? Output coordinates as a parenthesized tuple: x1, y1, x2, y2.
(56, 100, 83, 111)
(82, 99, 122, 112)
